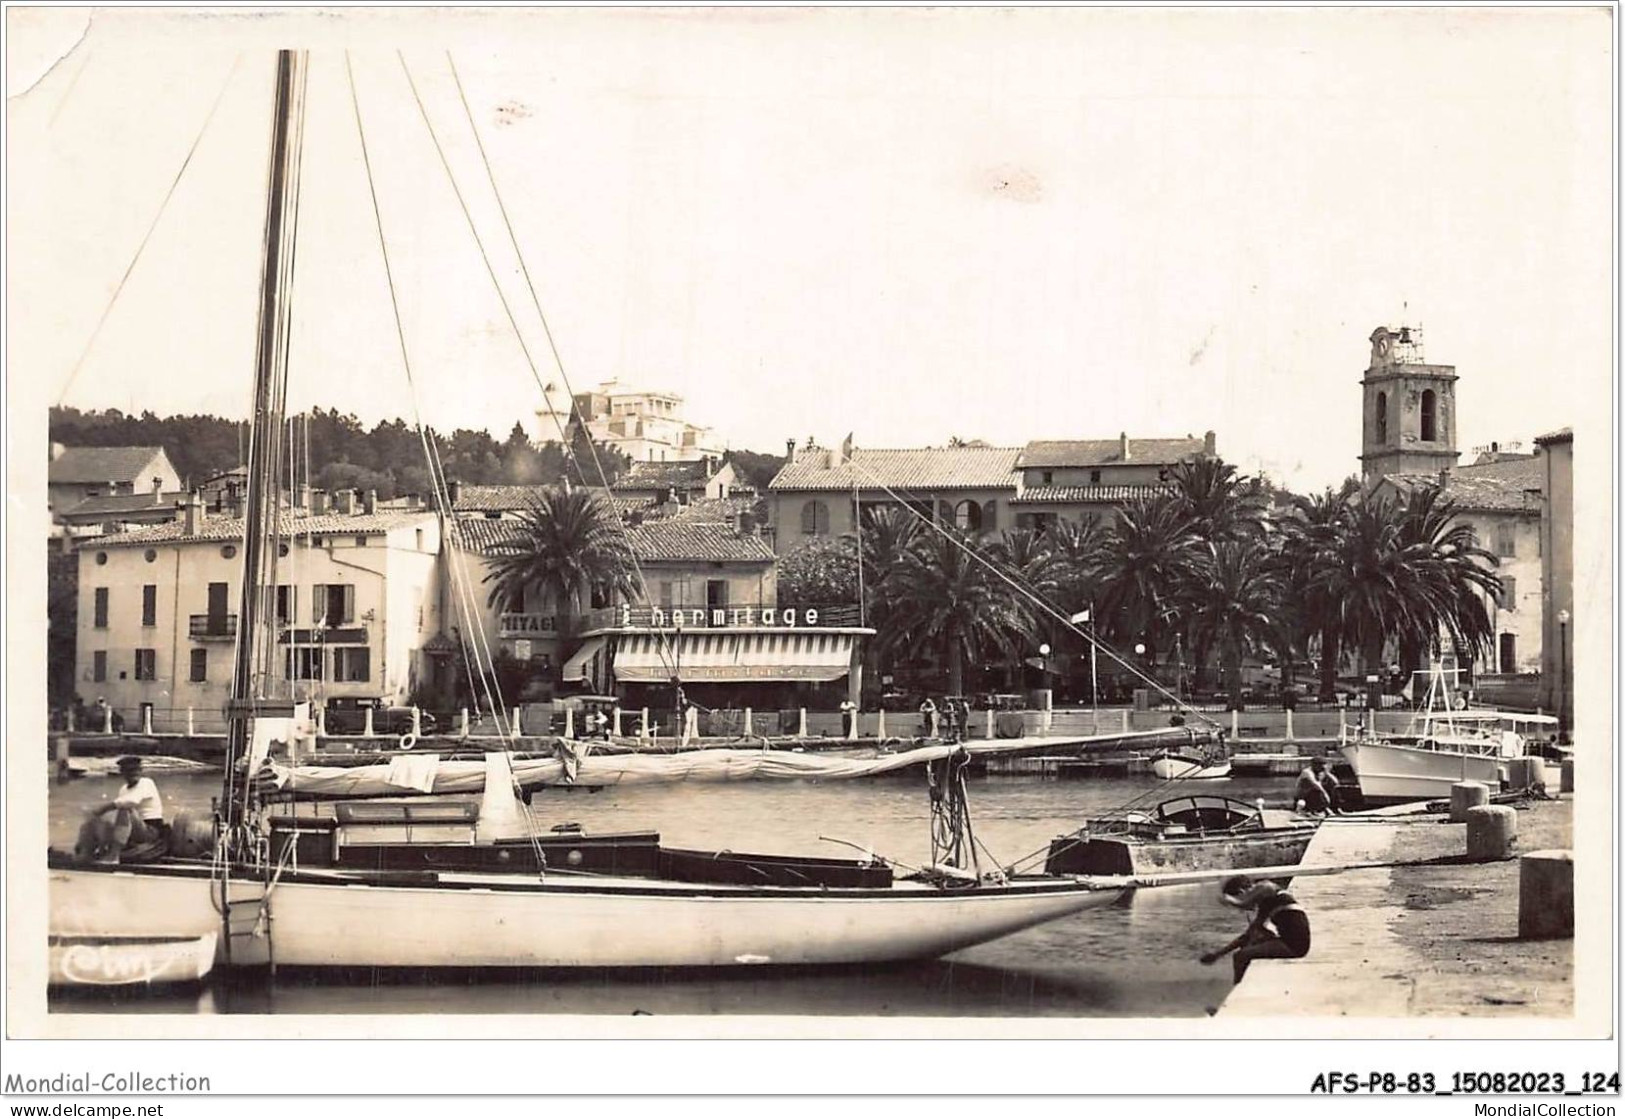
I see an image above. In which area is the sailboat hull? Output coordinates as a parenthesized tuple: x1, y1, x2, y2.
(50, 863, 1123, 969)
(1339, 740, 1504, 804)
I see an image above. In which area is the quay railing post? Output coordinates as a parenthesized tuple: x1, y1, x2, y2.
(104, 706, 114, 735)
(743, 707, 753, 736)
(1121, 709, 1129, 734)
(66, 707, 75, 732)
(564, 707, 574, 739)
(363, 706, 375, 738)
(798, 708, 808, 738)
(460, 708, 470, 737)
(187, 707, 196, 736)
(846, 707, 857, 741)
(1285, 707, 1294, 742)
(986, 708, 994, 739)
(1231, 708, 1239, 739)
(641, 707, 650, 740)
(412, 706, 422, 738)
(612, 706, 623, 737)
(875, 709, 885, 739)
(315, 704, 327, 738)
(142, 706, 153, 735)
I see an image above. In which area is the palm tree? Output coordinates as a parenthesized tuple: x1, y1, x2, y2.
(1280, 479, 1358, 699)
(1307, 485, 1501, 703)
(1168, 457, 1269, 542)
(1047, 515, 1103, 613)
(481, 487, 637, 631)
(885, 530, 1035, 695)
(1184, 539, 1284, 707)
(1092, 494, 1204, 667)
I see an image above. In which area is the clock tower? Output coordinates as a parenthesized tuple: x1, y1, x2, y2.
(1360, 325, 1459, 485)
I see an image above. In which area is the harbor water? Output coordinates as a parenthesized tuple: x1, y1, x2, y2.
(48, 769, 1296, 1017)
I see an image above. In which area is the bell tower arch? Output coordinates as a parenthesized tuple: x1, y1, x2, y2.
(1360, 325, 1459, 484)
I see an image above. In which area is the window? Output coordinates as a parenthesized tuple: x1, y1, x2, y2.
(332, 647, 371, 682)
(1089, 470, 1101, 485)
(1498, 633, 1517, 675)
(1041, 470, 1053, 485)
(93, 587, 109, 629)
(800, 500, 830, 536)
(134, 648, 156, 681)
(1500, 575, 1517, 611)
(658, 581, 674, 610)
(312, 584, 355, 625)
(92, 650, 107, 683)
(953, 500, 983, 532)
(189, 648, 208, 682)
(1494, 524, 1517, 559)
(1420, 389, 1438, 442)
(141, 585, 157, 627)
(286, 647, 325, 681)
(275, 585, 297, 626)
(1375, 391, 1388, 444)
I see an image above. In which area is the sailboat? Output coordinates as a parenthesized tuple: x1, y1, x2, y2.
(48, 50, 1141, 973)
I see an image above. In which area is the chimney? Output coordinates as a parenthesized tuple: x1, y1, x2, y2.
(740, 511, 756, 536)
(1119, 432, 1130, 461)
(334, 489, 354, 515)
(310, 488, 328, 516)
(405, 492, 421, 510)
(1490, 441, 1500, 455)
(447, 479, 462, 508)
(182, 491, 203, 535)
(786, 438, 798, 464)
(363, 489, 378, 515)
(151, 477, 164, 504)
(1204, 430, 1217, 457)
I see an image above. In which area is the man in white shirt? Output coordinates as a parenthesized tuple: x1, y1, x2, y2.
(77, 756, 167, 863)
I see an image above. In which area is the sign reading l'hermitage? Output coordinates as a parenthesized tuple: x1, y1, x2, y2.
(622, 605, 823, 629)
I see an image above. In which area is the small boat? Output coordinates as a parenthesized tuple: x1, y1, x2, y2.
(1042, 795, 1319, 877)
(1149, 753, 1232, 781)
(48, 933, 218, 988)
(1340, 668, 1530, 805)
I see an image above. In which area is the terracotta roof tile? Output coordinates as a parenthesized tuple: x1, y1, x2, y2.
(60, 491, 189, 519)
(94, 510, 437, 548)
(612, 460, 713, 490)
(454, 513, 773, 564)
(769, 446, 1020, 492)
(1453, 455, 1544, 491)
(1385, 473, 1542, 513)
(1009, 484, 1174, 505)
(48, 446, 170, 485)
(1015, 437, 1207, 469)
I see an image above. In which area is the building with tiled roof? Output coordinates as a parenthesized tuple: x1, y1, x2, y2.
(47, 445, 181, 528)
(76, 493, 444, 729)
(57, 488, 191, 537)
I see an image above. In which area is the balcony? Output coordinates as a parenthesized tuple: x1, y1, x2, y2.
(189, 614, 238, 640)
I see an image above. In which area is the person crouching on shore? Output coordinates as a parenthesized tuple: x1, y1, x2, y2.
(1199, 874, 1311, 983)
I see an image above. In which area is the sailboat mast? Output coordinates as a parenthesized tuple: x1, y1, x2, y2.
(225, 49, 309, 828)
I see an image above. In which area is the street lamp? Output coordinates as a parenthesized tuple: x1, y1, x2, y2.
(1038, 642, 1051, 677)
(1557, 609, 1570, 745)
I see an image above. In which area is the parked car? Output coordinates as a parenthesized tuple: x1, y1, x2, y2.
(323, 698, 437, 737)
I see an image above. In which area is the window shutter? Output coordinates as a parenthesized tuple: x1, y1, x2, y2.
(1502, 576, 1516, 611)
(342, 585, 355, 624)
(938, 500, 954, 525)
(982, 500, 998, 532)
(312, 584, 327, 625)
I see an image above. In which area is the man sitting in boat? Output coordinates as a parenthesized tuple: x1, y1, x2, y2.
(1294, 757, 1342, 816)
(75, 756, 168, 864)
(1199, 874, 1312, 983)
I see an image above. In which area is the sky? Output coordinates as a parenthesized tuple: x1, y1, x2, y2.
(7, 7, 1613, 493)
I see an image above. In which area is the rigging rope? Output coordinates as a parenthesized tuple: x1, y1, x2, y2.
(56, 55, 243, 408)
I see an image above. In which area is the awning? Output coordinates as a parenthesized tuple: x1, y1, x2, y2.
(613, 631, 856, 684)
(561, 637, 608, 686)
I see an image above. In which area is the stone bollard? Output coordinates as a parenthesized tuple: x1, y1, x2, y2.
(1285, 708, 1294, 742)
(743, 707, 753, 736)
(1450, 781, 1490, 822)
(363, 706, 375, 738)
(1465, 805, 1518, 861)
(316, 705, 327, 737)
(186, 707, 196, 736)
(564, 707, 574, 739)
(798, 708, 808, 738)
(103, 707, 114, 735)
(1121, 710, 1130, 734)
(1518, 850, 1574, 939)
(460, 708, 470, 737)
(986, 708, 995, 739)
(1505, 756, 1545, 793)
(875, 709, 885, 738)
(1231, 709, 1239, 738)
(142, 707, 153, 735)
(54, 736, 71, 782)
(640, 708, 650, 740)
(412, 707, 422, 737)
(1560, 759, 1574, 794)
(612, 707, 623, 737)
